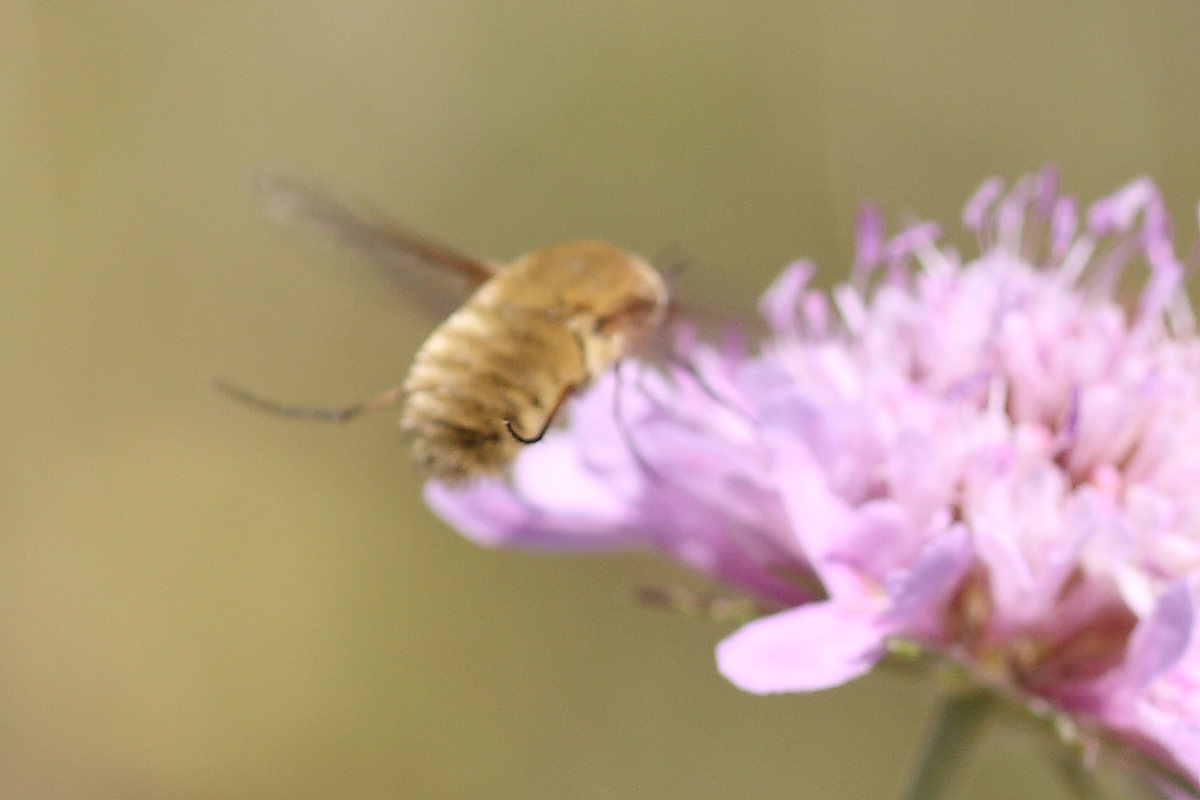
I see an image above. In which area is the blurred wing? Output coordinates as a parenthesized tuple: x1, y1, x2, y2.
(252, 168, 499, 314)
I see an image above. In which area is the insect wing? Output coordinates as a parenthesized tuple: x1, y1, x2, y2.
(252, 167, 498, 315)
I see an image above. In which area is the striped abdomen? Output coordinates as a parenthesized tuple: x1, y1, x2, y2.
(400, 298, 588, 483)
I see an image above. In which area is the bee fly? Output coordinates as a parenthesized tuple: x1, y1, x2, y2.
(218, 171, 668, 484)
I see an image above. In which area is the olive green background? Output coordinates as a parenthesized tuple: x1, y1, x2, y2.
(4, 2, 1198, 798)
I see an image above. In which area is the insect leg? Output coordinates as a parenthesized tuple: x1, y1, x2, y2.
(632, 585, 767, 623)
(215, 379, 404, 423)
(610, 360, 668, 483)
(665, 354, 754, 422)
(504, 384, 574, 445)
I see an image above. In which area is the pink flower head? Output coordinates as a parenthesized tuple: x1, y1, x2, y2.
(427, 168, 1200, 789)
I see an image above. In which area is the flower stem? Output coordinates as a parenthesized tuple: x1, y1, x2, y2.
(1048, 751, 1103, 800)
(898, 688, 995, 800)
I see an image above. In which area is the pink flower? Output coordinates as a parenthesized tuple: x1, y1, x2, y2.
(427, 168, 1200, 790)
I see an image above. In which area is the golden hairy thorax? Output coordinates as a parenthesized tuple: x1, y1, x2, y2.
(218, 173, 669, 486)
(402, 241, 668, 483)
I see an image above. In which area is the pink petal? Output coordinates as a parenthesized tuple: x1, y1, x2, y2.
(963, 177, 1005, 231)
(716, 602, 887, 693)
(1124, 579, 1195, 689)
(424, 477, 643, 551)
(853, 202, 884, 282)
(884, 524, 974, 635)
(759, 261, 813, 336)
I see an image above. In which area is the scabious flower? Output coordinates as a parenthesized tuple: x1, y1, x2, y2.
(427, 169, 1200, 793)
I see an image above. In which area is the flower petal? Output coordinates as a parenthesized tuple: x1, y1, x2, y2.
(885, 524, 974, 636)
(716, 602, 887, 693)
(424, 471, 642, 552)
(1124, 579, 1195, 689)
(759, 261, 813, 337)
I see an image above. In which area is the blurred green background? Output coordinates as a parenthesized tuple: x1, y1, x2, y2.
(3, 2, 1198, 798)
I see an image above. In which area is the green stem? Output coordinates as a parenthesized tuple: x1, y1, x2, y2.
(898, 688, 996, 800)
(1049, 751, 1103, 800)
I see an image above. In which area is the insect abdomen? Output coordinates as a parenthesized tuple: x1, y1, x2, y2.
(401, 300, 586, 483)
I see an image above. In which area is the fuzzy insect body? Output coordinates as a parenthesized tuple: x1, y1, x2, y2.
(403, 240, 666, 482)
(222, 172, 667, 484)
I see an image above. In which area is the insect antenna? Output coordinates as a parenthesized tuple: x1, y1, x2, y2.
(652, 242, 692, 283)
(214, 379, 404, 423)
